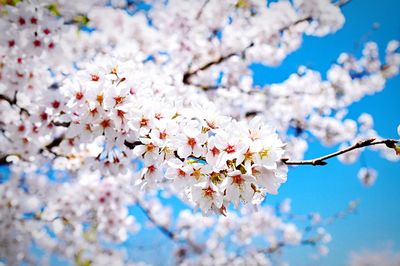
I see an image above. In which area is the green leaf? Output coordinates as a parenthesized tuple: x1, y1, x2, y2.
(82, 224, 97, 243)
(74, 15, 90, 26)
(47, 3, 61, 17)
(0, 0, 22, 6)
(74, 250, 93, 266)
(235, 0, 248, 8)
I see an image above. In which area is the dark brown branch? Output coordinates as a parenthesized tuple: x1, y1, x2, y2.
(183, 42, 254, 84)
(282, 138, 398, 166)
(0, 155, 9, 166)
(0, 94, 30, 116)
(124, 140, 143, 149)
(0, 94, 15, 105)
(262, 239, 317, 254)
(41, 136, 65, 153)
(51, 121, 71, 127)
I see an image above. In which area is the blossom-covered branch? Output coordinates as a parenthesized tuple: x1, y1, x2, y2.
(182, 0, 352, 85)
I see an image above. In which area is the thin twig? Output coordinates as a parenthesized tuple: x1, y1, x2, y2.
(183, 42, 254, 84)
(137, 201, 176, 240)
(282, 138, 398, 166)
(195, 0, 210, 20)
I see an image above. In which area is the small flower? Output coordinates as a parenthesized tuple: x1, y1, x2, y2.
(252, 134, 285, 170)
(357, 167, 377, 187)
(282, 223, 302, 245)
(174, 121, 207, 159)
(250, 163, 287, 195)
(221, 170, 256, 207)
(192, 181, 224, 214)
(133, 138, 160, 161)
(205, 136, 226, 169)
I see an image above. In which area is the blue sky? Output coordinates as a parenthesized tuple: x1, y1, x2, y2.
(253, 0, 400, 264)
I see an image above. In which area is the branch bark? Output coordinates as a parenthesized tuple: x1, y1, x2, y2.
(282, 138, 398, 166)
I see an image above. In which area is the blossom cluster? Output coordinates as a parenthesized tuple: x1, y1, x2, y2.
(53, 58, 287, 214)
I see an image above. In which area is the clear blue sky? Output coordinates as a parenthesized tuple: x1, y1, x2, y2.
(252, 0, 400, 265)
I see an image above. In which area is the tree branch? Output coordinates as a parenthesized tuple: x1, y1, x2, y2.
(0, 93, 30, 116)
(137, 201, 177, 240)
(282, 138, 398, 166)
(260, 238, 317, 254)
(195, 0, 210, 20)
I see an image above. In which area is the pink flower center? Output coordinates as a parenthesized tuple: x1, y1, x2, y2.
(18, 17, 26, 25)
(75, 92, 84, 100)
(203, 186, 215, 198)
(178, 169, 186, 177)
(91, 74, 100, 81)
(146, 143, 155, 152)
(117, 109, 126, 119)
(30, 17, 37, 24)
(210, 146, 220, 156)
(154, 113, 163, 120)
(114, 96, 125, 105)
(33, 40, 41, 47)
(140, 117, 149, 127)
(224, 145, 235, 154)
(85, 124, 92, 132)
(232, 175, 244, 185)
(100, 119, 111, 129)
(148, 165, 156, 173)
(159, 131, 167, 140)
(90, 108, 98, 117)
(40, 112, 48, 121)
(51, 100, 60, 109)
(187, 137, 196, 148)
